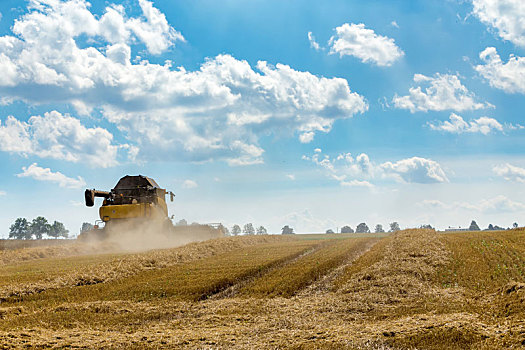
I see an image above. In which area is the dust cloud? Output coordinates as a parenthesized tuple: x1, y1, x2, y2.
(80, 220, 224, 253)
(0, 221, 223, 266)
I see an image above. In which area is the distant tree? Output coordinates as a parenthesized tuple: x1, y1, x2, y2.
(389, 222, 400, 232)
(469, 220, 480, 231)
(356, 223, 370, 233)
(29, 216, 51, 239)
(190, 222, 199, 226)
(340, 225, 354, 233)
(9, 218, 29, 240)
(513, 222, 519, 229)
(374, 224, 385, 233)
(419, 224, 434, 230)
(243, 223, 255, 235)
(49, 221, 69, 238)
(231, 224, 241, 236)
(80, 222, 94, 234)
(218, 224, 229, 236)
(326, 229, 334, 234)
(256, 226, 267, 235)
(176, 219, 188, 226)
(486, 224, 505, 231)
(281, 225, 294, 235)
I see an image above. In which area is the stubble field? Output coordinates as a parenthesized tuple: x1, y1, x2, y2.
(1, 229, 525, 349)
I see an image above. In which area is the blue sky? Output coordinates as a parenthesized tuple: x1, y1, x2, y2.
(1, 0, 525, 236)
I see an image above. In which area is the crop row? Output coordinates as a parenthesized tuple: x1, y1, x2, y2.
(239, 237, 375, 297)
(35, 240, 320, 303)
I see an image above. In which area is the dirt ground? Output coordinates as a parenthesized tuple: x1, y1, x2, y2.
(1, 229, 525, 349)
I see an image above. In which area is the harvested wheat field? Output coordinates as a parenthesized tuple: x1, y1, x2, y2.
(1, 229, 525, 349)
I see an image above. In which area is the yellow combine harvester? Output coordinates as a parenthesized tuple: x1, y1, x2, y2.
(81, 175, 223, 242)
(85, 175, 174, 224)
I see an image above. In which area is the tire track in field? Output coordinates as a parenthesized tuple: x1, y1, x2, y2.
(194, 242, 322, 301)
(297, 237, 380, 296)
(208, 242, 327, 300)
(238, 237, 380, 298)
(0, 235, 292, 303)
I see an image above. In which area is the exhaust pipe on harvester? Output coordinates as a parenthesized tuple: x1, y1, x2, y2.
(85, 189, 111, 207)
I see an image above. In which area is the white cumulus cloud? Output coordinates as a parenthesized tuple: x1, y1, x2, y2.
(420, 195, 525, 214)
(475, 195, 525, 213)
(418, 199, 448, 209)
(19, 0, 183, 56)
(393, 73, 491, 113)
(127, 0, 185, 54)
(475, 47, 525, 94)
(428, 113, 504, 135)
(182, 179, 198, 189)
(280, 209, 337, 233)
(17, 163, 86, 189)
(0, 111, 130, 168)
(380, 157, 449, 184)
(304, 150, 448, 186)
(340, 179, 374, 188)
(493, 163, 525, 183)
(307, 31, 321, 51)
(0, 1, 367, 166)
(471, 0, 525, 47)
(328, 23, 404, 66)
(226, 141, 264, 166)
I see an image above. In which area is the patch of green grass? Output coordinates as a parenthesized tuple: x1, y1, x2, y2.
(439, 229, 525, 292)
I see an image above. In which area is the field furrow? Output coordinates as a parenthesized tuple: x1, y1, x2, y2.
(10, 240, 319, 305)
(5, 230, 525, 349)
(208, 244, 321, 300)
(238, 237, 377, 297)
(298, 237, 379, 296)
(0, 235, 291, 302)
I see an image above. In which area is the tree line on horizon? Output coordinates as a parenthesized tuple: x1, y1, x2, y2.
(325, 222, 401, 234)
(454, 220, 519, 231)
(72, 217, 520, 239)
(8, 217, 69, 240)
(229, 223, 268, 235)
(280, 222, 401, 235)
(174, 219, 268, 236)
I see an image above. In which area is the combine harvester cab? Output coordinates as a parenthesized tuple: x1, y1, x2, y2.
(80, 175, 223, 244)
